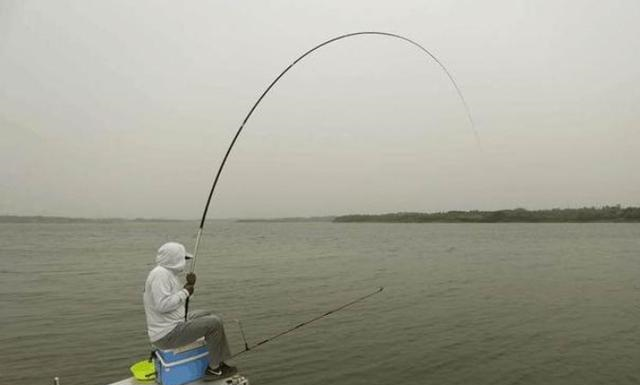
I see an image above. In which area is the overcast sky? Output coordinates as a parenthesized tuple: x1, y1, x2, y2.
(1, 0, 638, 219)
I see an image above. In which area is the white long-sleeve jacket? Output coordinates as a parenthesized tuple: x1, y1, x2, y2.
(143, 243, 191, 342)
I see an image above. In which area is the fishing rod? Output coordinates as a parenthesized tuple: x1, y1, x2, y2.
(231, 287, 384, 358)
(185, 31, 477, 319)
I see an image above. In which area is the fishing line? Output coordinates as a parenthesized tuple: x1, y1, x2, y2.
(185, 31, 477, 318)
(231, 287, 384, 358)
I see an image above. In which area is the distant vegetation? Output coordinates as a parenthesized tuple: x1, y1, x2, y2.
(237, 216, 335, 223)
(0, 215, 185, 223)
(334, 206, 640, 223)
(5, 206, 640, 224)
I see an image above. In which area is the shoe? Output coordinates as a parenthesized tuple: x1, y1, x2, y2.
(203, 366, 223, 381)
(203, 363, 237, 381)
(219, 362, 238, 376)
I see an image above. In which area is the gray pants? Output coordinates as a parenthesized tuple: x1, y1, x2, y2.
(154, 310, 232, 367)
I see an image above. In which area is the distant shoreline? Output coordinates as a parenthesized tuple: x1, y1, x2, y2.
(334, 206, 640, 223)
(0, 215, 188, 224)
(3, 206, 639, 224)
(236, 216, 335, 223)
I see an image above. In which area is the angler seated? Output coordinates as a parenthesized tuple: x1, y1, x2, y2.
(143, 242, 237, 381)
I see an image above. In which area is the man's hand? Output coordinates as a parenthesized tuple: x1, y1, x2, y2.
(184, 283, 195, 296)
(186, 273, 197, 285)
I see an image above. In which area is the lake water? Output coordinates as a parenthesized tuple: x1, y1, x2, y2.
(0, 222, 638, 385)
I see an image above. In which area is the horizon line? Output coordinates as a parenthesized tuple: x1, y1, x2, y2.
(1, 204, 636, 222)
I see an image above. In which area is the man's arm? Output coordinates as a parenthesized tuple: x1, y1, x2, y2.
(150, 275, 190, 313)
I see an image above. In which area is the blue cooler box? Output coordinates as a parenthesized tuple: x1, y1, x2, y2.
(155, 339, 210, 385)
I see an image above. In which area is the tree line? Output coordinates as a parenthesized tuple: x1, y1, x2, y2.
(333, 206, 640, 223)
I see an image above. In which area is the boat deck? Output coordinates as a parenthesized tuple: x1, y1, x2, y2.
(109, 374, 248, 385)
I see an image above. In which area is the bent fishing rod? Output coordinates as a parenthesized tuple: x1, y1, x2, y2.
(185, 31, 477, 318)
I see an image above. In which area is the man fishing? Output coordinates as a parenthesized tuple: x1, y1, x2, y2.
(143, 242, 237, 381)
